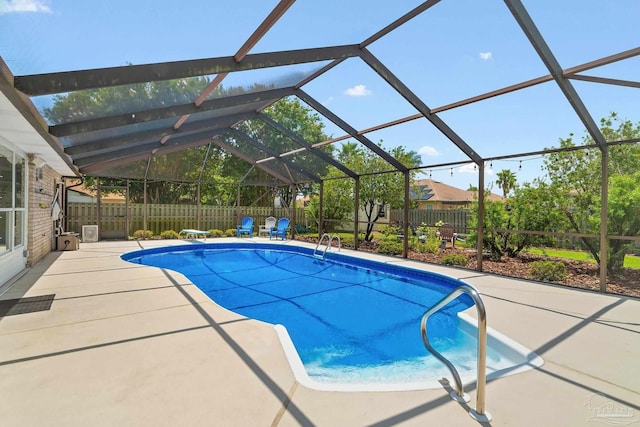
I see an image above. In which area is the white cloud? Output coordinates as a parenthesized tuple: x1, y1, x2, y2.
(418, 145, 440, 157)
(344, 84, 372, 97)
(459, 163, 479, 174)
(479, 52, 492, 61)
(457, 162, 494, 175)
(0, 0, 52, 14)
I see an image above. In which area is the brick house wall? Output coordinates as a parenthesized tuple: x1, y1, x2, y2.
(27, 161, 62, 267)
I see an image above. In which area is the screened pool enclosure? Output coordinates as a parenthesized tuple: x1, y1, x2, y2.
(1, 0, 638, 293)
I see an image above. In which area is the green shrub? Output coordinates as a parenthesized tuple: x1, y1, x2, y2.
(380, 224, 399, 237)
(440, 253, 468, 266)
(529, 260, 567, 282)
(207, 229, 224, 238)
(224, 228, 236, 237)
(377, 239, 403, 255)
(339, 236, 354, 248)
(160, 230, 180, 239)
(409, 236, 440, 254)
(132, 229, 153, 239)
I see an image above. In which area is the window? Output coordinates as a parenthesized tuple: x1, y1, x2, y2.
(14, 211, 24, 247)
(0, 147, 27, 254)
(15, 155, 25, 208)
(0, 146, 11, 209)
(0, 211, 6, 254)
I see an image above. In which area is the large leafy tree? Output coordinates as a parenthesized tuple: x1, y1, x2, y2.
(543, 113, 640, 273)
(44, 76, 225, 203)
(305, 174, 354, 233)
(469, 180, 563, 258)
(315, 141, 420, 241)
(357, 145, 421, 241)
(44, 76, 331, 206)
(229, 98, 332, 208)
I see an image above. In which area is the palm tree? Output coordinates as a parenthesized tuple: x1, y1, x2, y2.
(495, 169, 517, 197)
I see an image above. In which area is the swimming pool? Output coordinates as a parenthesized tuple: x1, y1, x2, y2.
(122, 242, 543, 391)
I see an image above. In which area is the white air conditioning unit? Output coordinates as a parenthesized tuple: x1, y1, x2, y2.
(82, 225, 99, 242)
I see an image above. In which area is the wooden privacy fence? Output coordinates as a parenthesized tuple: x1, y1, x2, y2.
(390, 209, 470, 233)
(67, 203, 306, 238)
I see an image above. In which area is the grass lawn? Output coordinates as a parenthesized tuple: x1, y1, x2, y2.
(525, 247, 640, 269)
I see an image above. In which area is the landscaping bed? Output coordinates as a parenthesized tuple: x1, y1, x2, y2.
(293, 236, 640, 298)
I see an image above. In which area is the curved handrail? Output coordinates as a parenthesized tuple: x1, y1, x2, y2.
(314, 233, 331, 258)
(329, 234, 341, 252)
(420, 283, 492, 422)
(314, 233, 341, 259)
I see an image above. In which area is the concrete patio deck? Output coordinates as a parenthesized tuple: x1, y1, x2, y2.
(1, 239, 638, 427)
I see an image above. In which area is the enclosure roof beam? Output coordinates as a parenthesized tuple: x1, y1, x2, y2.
(173, 1, 295, 131)
(566, 74, 640, 89)
(294, 59, 346, 89)
(306, 46, 640, 150)
(295, 89, 409, 173)
(49, 87, 294, 136)
(360, 0, 441, 48)
(433, 46, 640, 114)
(79, 135, 221, 175)
(503, 0, 607, 150)
(212, 138, 293, 184)
(234, 0, 295, 62)
(257, 113, 358, 179)
(15, 45, 361, 96)
(74, 126, 230, 167)
(229, 129, 321, 182)
(359, 48, 482, 164)
(65, 112, 258, 156)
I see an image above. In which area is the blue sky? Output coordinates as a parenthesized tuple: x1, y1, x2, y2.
(1, 0, 638, 191)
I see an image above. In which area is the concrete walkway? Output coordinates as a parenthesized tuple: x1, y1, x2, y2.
(1, 239, 638, 426)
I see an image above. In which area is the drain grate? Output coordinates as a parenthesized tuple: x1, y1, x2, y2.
(0, 294, 55, 317)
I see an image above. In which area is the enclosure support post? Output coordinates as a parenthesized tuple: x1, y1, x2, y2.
(236, 185, 241, 223)
(96, 179, 101, 240)
(143, 178, 147, 234)
(271, 187, 276, 217)
(290, 184, 296, 240)
(477, 162, 485, 272)
(125, 179, 130, 239)
(196, 182, 201, 231)
(318, 181, 324, 239)
(599, 149, 608, 292)
(354, 177, 360, 251)
(403, 172, 410, 258)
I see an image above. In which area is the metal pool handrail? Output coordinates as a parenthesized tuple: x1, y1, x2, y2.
(314, 233, 341, 259)
(420, 283, 492, 422)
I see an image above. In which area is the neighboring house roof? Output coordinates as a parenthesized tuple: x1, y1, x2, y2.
(412, 179, 503, 203)
(67, 188, 96, 203)
(67, 184, 125, 203)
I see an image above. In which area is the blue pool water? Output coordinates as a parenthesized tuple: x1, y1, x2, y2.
(122, 243, 539, 389)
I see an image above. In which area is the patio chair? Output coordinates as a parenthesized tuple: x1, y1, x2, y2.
(438, 223, 457, 248)
(259, 216, 277, 237)
(269, 218, 290, 240)
(236, 216, 254, 238)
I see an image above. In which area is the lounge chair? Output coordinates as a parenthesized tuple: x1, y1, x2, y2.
(236, 216, 254, 238)
(259, 216, 277, 237)
(438, 223, 457, 248)
(179, 229, 211, 240)
(269, 218, 290, 240)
